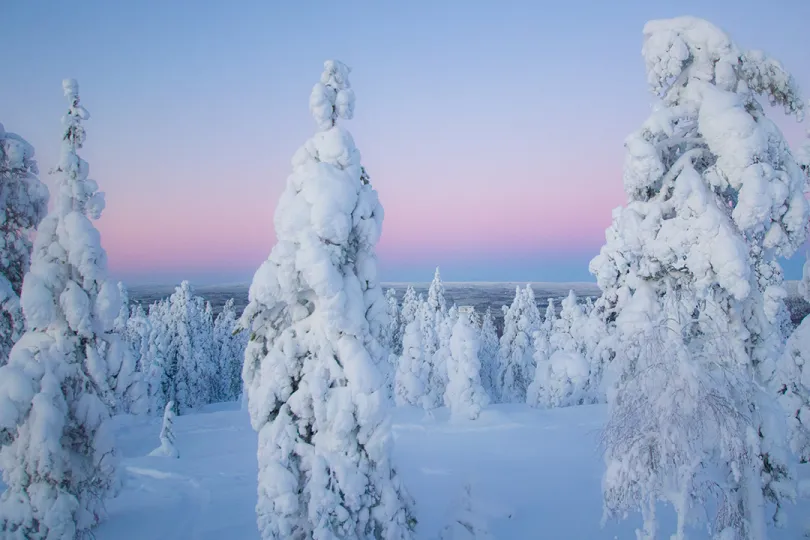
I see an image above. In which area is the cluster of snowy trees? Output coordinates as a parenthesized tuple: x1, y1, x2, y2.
(118, 281, 247, 415)
(386, 270, 608, 417)
(0, 81, 248, 538)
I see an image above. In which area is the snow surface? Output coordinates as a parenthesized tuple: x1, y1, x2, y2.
(83, 403, 810, 539)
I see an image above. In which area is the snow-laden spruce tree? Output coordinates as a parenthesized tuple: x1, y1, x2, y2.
(151, 282, 215, 414)
(427, 304, 457, 408)
(478, 307, 499, 401)
(592, 18, 808, 539)
(385, 288, 402, 356)
(149, 401, 179, 458)
(445, 308, 489, 420)
(497, 286, 539, 403)
(780, 308, 810, 463)
(240, 60, 415, 539)
(126, 303, 152, 372)
(549, 290, 585, 355)
(0, 124, 48, 365)
(799, 254, 810, 303)
(395, 318, 430, 407)
(214, 298, 246, 402)
(0, 79, 126, 537)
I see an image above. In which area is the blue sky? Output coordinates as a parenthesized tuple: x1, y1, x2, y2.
(2, 0, 809, 284)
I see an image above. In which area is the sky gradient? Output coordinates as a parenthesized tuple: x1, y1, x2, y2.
(3, 0, 810, 285)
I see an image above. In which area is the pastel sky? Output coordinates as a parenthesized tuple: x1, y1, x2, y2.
(2, 1, 809, 285)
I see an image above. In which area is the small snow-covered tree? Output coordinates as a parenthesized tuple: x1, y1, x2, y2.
(395, 319, 431, 407)
(427, 266, 448, 314)
(114, 281, 129, 333)
(0, 79, 123, 537)
(399, 286, 420, 332)
(427, 304, 457, 408)
(386, 287, 402, 355)
(550, 290, 585, 355)
(149, 400, 179, 458)
(445, 308, 489, 420)
(497, 286, 538, 403)
(780, 313, 810, 463)
(126, 303, 152, 372)
(214, 298, 246, 402)
(240, 60, 414, 539)
(0, 124, 48, 365)
(478, 307, 499, 400)
(593, 18, 808, 539)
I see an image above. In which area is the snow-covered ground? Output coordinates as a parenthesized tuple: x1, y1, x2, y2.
(94, 403, 810, 539)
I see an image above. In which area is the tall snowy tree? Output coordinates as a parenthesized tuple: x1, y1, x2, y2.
(240, 60, 414, 539)
(497, 286, 538, 403)
(427, 304, 457, 408)
(0, 79, 124, 537)
(445, 307, 489, 420)
(0, 123, 48, 365)
(399, 286, 420, 338)
(478, 307, 499, 401)
(592, 18, 808, 539)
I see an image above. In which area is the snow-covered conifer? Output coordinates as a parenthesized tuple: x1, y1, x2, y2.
(445, 307, 488, 420)
(395, 319, 431, 407)
(399, 286, 420, 332)
(497, 286, 537, 403)
(0, 124, 48, 365)
(214, 298, 246, 402)
(478, 307, 499, 401)
(0, 79, 123, 537)
(427, 267, 447, 314)
(550, 290, 586, 356)
(780, 316, 810, 463)
(126, 303, 152, 372)
(149, 401, 179, 458)
(386, 287, 402, 356)
(114, 281, 129, 333)
(593, 18, 808, 538)
(240, 60, 414, 539)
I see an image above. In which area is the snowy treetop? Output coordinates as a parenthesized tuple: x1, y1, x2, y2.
(310, 60, 356, 131)
(642, 17, 805, 119)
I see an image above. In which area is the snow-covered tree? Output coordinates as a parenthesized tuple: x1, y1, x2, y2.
(386, 287, 402, 356)
(0, 79, 124, 537)
(445, 307, 489, 420)
(427, 304, 457, 408)
(126, 303, 152, 372)
(780, 316, 810, 463)
(427, 267, 448, 314)
(149, 401, 179, 458)
(240, 60, 414, 539)
(114, 281, 129, 333)
(395, 319, 430, 407)
(549, 290, 586, 355)
(593, 18, 808, 539)
(151, 282, 215, 414)
(214, 298, 246, 402)
(497, 286, 538, 403)
(0, 123, 48, 365)
(478, 307, 499, 400)
(399, 286, 420, 334)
